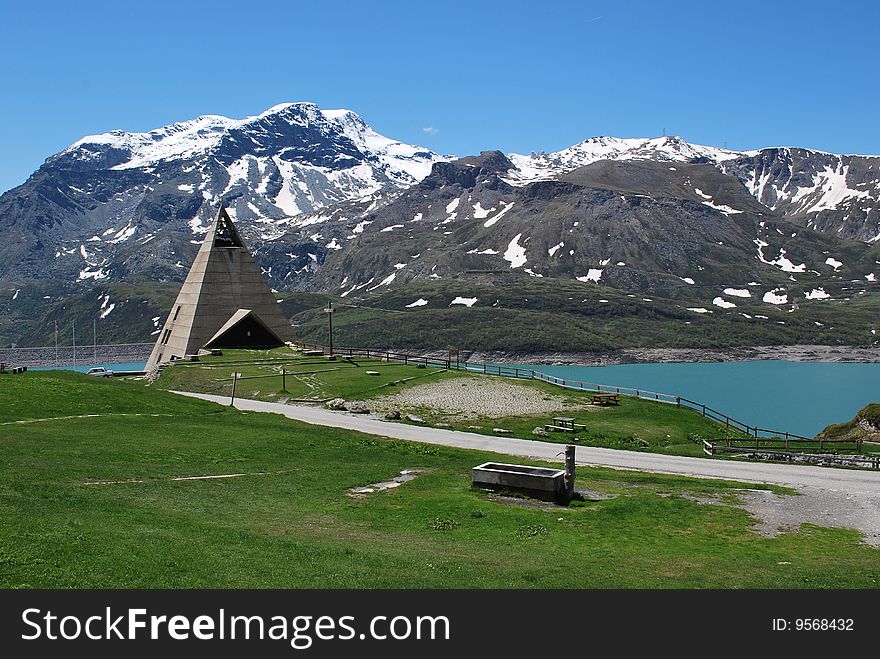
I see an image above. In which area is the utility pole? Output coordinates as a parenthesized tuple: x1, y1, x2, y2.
(72, 320, 76, 371)
(324, 300, 334, 356)
(93, 318, 97, 363)
(54, 320, 58, 368)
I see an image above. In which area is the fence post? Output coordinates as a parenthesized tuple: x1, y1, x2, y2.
(230, 372, 237, 407)
(282, 367, 286, 392)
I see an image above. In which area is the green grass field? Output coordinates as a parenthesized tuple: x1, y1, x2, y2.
(1, 371, 879, 588)
(154, 349, 748, 456)
(154, 348, 468, 402)
(374, 379, 740, 457)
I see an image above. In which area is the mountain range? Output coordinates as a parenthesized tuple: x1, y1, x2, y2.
(1, 102, 878, 350)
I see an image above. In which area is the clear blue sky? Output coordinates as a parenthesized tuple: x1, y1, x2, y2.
(1, 0, 878, 194)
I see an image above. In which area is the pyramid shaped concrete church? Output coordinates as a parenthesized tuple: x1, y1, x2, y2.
(146, 206, 296, 369)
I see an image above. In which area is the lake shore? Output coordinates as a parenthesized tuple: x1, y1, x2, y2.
(380, 344, 880, 367)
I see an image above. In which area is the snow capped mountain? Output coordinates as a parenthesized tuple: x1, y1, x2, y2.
(721, 148, 880, 242)
(53, 102, 446, 219)
(0, 103, 448, 283)
(2, 102, 880, 295)
(505, 137, 880, 242)
(505, 135, 743, 184)
(63, 113, 239, 170)
(61, 102, 442, 178)
(3, 109, 880, 350)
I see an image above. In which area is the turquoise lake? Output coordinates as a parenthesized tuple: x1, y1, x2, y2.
(35, 359, 879, 438)
(521, 361, 880, 438)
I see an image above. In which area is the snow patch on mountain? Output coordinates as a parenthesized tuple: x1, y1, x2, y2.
(754, 240, 806, 273)
(483, 202, 515, 228)
(701, 200, 743, 215)
(723, 288, 751, 298)
(473, 202, 493, 219)
(805, 288, 830, 300)
(576, 269, 603, 283)
(503, 234, 527, 268)
(789, 163, 872, 215)
(763, 289, 789, 305)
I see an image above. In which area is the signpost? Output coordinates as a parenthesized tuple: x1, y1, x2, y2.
(230, 372, 239, 407)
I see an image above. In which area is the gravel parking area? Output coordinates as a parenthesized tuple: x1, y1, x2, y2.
(740, 487, 880, 546)
(367, 376, 590, 419)
(683, 488, 880, 547)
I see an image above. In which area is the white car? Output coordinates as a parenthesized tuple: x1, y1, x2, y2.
(86, 367, 113, 377)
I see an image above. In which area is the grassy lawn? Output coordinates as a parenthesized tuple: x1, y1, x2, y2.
(155, 348, 738, 456)
(0, 370, 218, 423)
(1, 371, 879, 588)
(370, 378, 739, 457)
(155, 348, 466, 402)
(152, 351, 876, 459)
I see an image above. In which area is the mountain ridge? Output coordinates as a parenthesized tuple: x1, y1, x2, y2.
(0, 103, 878, 350)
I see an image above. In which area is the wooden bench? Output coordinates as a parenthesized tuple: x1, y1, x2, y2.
(546, 417, 586, 432)
(591, 393, 620, 406)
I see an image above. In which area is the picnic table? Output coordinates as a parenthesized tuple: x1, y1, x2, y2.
(591, 392, 620, 406)
(545, 416, 587, 432)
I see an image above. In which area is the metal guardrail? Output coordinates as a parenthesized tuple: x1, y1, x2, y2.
(702, 440, 879, 470)
(288, 341, 813, 442)
(701, 435, 863, 453)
